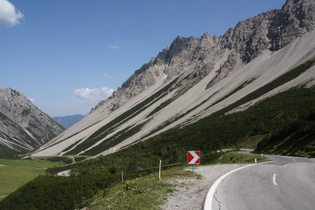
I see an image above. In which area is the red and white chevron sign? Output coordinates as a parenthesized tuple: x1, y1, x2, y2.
(187, 151, 200, 164)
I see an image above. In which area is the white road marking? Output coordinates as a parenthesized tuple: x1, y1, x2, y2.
(293, 159, 296, 162)
(284, 163, 290, 167)
(204, 164, 255, 210)
(273, 174, 278, 186)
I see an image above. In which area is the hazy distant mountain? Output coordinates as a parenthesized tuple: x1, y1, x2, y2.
(0, 88, 65, 157)
(53, 114, 85, 129)
(33, 0, 315, 157)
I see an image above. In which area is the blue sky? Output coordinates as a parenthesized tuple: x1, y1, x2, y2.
(0, 0, 285, 117)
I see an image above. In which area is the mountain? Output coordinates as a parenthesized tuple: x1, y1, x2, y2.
(0, 88, 65, 157)
(32, 0, 315, 158)
(52, 114, 85, 129)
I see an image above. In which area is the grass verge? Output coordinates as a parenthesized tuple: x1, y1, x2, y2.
(87, 166, 195, 209)
(217, 152, 270, 164)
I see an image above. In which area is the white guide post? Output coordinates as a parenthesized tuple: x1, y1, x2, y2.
(159, 159, 162, 180)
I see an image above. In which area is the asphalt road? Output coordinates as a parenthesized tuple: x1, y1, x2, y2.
(207, 155, 315, 210)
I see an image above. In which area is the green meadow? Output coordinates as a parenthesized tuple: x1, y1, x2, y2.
(0, 158, 65, 200)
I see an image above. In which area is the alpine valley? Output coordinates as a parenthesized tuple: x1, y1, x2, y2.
(1, 0, 315, 209)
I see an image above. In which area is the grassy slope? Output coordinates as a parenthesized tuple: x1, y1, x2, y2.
(89, 167, 189, 210)
(255, 110, 315, 157)
(0, 158, 64, 201)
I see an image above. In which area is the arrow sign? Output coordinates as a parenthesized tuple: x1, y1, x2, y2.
(187, 151, 200, 164)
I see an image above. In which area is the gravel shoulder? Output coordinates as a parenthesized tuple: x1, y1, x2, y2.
(160, 164, 250, 210)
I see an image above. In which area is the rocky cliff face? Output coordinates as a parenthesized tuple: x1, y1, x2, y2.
(91, 0, 315, 114)
(0, 88, 64, 156)
(224, 0, 315, 58)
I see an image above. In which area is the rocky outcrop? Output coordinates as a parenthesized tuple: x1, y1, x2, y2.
(91, 0, 315, 115)
(0, 88, 64, 156)
(225, 0, 315, 58)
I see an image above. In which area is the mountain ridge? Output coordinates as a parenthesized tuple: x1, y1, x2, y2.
(32, 0, 315, 157)
(91, 0, 315, 114)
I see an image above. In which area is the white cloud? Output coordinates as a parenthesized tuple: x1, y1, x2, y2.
(102, 73, 113, 79)
(0, 0, 24, 27)
(73, 87, 114, 101)
(108, 45, 119, 49)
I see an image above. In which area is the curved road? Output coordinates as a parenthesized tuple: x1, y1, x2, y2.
(207, 155, 315, 210)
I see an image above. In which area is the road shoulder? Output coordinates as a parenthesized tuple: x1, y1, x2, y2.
(160, 164, 250, 210)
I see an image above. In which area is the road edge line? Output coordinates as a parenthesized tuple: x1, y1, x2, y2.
(273, 173, 278, 185)
(203, 164, 255, 210)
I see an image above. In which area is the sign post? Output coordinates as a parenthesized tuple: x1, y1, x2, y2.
(187, 151, 200, 177)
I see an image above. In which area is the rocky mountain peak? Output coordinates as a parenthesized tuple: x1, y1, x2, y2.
(0, 88, 64, 156)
